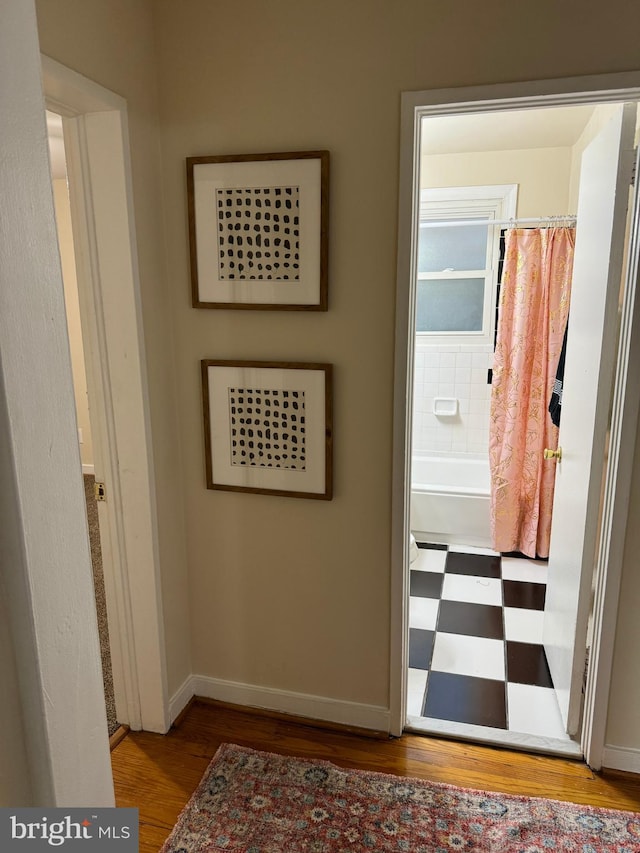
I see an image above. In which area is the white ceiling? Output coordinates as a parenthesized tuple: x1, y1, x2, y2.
(46, 110, 66, 180)
(421, 104, 596, 155)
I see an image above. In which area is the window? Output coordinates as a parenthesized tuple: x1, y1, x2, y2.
(416, 185, 517, 346)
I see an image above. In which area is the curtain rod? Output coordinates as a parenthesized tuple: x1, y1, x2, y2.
(419, 216, 577, 229)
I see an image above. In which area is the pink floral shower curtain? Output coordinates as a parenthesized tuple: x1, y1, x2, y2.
(489, 227, 575, 559)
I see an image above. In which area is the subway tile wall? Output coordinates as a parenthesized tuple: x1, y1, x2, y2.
(413, 345, 493, 455)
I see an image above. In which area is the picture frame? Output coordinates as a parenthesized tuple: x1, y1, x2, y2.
(187, 151, 329, 310)
(201, 360, 333, 499)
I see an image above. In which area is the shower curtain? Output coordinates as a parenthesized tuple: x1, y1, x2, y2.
(489, 227, 575, 559)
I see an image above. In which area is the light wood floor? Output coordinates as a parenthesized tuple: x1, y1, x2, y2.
(111, 699, 640, 853)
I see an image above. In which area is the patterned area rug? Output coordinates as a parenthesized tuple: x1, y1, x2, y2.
(161, 743, 640, 852)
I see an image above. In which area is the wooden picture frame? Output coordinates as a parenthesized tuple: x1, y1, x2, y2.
(201, 360, 333, 499)
(187, 151, 329, 310)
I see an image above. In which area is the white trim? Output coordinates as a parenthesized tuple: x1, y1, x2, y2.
(82, 463, 96, 476)
(416, 184, 516, 347)
(191, 675, 391, 732)
(391, 71, 640, 757)
(421, 184, 518, 205)
(169, 675, 195, 725)
(602, 745, 640, 774)
(406, 717, 583, 759)
(42, 55, 126, 114)
(582, 144, 640, 768)
(0, 1, 114, 805)
(401, 72, 640, 113)
(390, 84, 422, 737)
(42, 56, 169, 734)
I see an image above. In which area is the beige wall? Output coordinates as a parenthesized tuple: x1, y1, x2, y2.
(33, 0, 640, 754)
(153, 0, 640, 743)
(53, 178, 94, 469)
(35, 0, 191, 697)
(421, 147, 572, 217)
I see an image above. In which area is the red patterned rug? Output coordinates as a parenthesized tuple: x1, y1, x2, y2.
(161, 742, 640, 852)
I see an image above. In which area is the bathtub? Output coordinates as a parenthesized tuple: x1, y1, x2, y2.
(410, 453, 492, 548)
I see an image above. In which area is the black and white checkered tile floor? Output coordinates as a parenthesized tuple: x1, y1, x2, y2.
(408, 542, 568, 739)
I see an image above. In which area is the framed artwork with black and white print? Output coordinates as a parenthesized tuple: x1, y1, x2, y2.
(201, 360, 333, 499)
(187, 151, 329, 310)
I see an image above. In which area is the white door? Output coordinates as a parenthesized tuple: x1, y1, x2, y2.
(544, 103, 637, 734)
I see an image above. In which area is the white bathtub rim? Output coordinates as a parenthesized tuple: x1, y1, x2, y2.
(412, 483, 489, 498)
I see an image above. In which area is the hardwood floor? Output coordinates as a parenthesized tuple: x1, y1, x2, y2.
(111, 699, 640, 853)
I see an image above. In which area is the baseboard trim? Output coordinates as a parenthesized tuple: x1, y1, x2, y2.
(602, 744, 640, 774)
(171, 674, 390, 732)
(82, 463, 95, 476)
(109, 724, 129, 752)
(169, 674, 195, 725)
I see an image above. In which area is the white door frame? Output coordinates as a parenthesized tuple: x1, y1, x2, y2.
(43, 56, 169, 733)
(1, 0, 113, 804)
(391, 71, 640, 769)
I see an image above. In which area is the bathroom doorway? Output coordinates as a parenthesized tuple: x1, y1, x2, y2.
(42, 56, 169, 734)
(391, 79, 640, 766)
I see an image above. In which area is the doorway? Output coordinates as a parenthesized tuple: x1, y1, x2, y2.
(42, 55, 169, 734)
(47, 110, 119, 737)
(391, 79, 640, 769)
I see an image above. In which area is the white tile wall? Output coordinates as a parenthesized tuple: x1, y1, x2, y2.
(413, 345, 493, 455)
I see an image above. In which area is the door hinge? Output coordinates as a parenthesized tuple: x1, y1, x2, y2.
(94, 481, 107, 502)
(631, 148, 638, 187)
